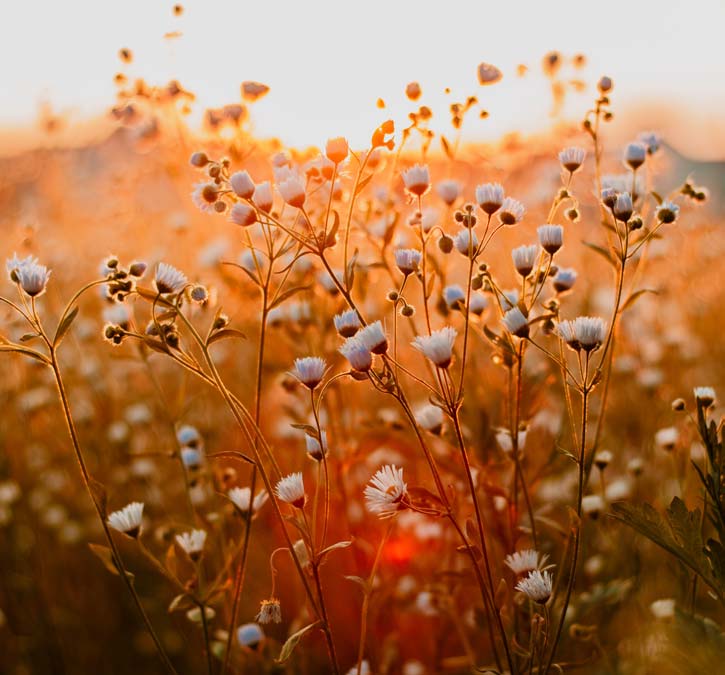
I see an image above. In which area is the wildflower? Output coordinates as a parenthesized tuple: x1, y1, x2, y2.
(236, 623, 264, 649)
(228, 487, 268, 515)
(637, 131, 661, 155)
(505, 549, 552, 576)
(412, 327, 457, 369)
(326, 136, 349, 164)
(175, 529, 207, 561)
(14, 259, 52, 297)
(650, 598, 675, 620)
(154, 263, 187, 294)
(253, 181, 274, 213)
(594, 449, 613, 470)
(305, 431, 328, 461)
(656, 201, 680, 224)
(229, 202, 258, 227)
(454, 228, 479, 256)
(275, 472, 305, 508)
(339, 335, 373, 372)
(558, 147, 586, 173)
(572, 316, 606, 351)
(553, 268, 577, 293)
(191, 182, 218, 213)
(402, 164, 430, 196)
(502, 307, 529, 338)
(364, 465, 408, 518)
(394, 248, 422, 276)
(511, 244, 539, 277)
(6, 254, 37, 282)
(415, 404, 444, 435)
(582, 494, 605, 518)
(613, 193, 633, 222)
(601, 187, 618, 209)
(357, 321, 388, 354)
(469, 293, 488, 316)
(277, 174, 306, 208)
(694, 386, 716, 407)
(180, 447, 203, 471)
(498, 197, 525, 225)
(443, 284, 466, 310)
(475, 182, 505, 215)
(623, 142, 647, 170)
(229, 170, 255, 199)
(496, 428, 528, 454)
(655, 426, 678, 451)
(334, 309, 361, 337)
(177, 424, 201, 447)
(477, 62, 503, 85)
(436, 179, 461, 205)
(256, 598, 282, 624)
(107, 501, 144, 538)
(516, 569, 553, 604)
(537, 225, 564, 254)
(291, 357, 326, 389)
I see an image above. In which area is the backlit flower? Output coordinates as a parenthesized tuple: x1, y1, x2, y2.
(256, 598, 282, 624)
(402, 164, 430, 197)
(229, 202, 258, 227)
(275, 472, 306, 508)
(475, 182, 505, 215)
(364, 465, 408, 518)
(436, 179, 461, 206)
(229, 170, 255, 199)
(175, 529, 207, 561)
(516, 569, 553, 604)
(154, 263, 187, 294)
(511, 244, 539, 277)
(505, 549, 552, 576)
(339, 336, 373, 372)
(357, 321, 388, 355)
(502, 307, 529, 338)
(537, 225, 564, 254)
(412, 326, 457, 369)
(291, 357, 327, 389)
(558, 147, 586, 173)
(498, 197, 525, 225)
(108, 501, 144, 538)
(334, 309, 361, 337)
(277, 174, 306, 208)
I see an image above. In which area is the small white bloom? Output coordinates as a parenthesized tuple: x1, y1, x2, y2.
(516, 569, 553, 604)
(613, 192, 633, 221)
(623, 142, 647, 170)
(229, 202, 257, 227)
(656, 201, 680, 224)
(15, 260, 52, 298)
(175, 529, 207, 560)
(277, 174, 306, 208)
(475, 182, 505, 215)
(394, 248, 422, 276)
(443, 284, 466, 310)
(228, 487, 268, 515)
(505, 549, 552, 575)
(415, 404, 444, 435)
(305, 430, 328, 461)
(572, 316, 607, 351)
(275, 472, 305, 508)
(501, 289, 519, 311)
(694, 386, 716, 407)
(511, 244, 539, 277)
(581, 494, 605, 518)
(412, 327, 457, 369)
(401, 164, 430, 196)
(291, 357, 327, 389)
(229, 170, 255, 199)
(191, 182, 218, 213)
(236, 622, 264, 648)
(436, 179, 461, 205)
(454, 228, 479, 256)
(357, 321, 388, 355)
(469, 293, 488, 316)
(364, 464, 408, 518)
(650, 598, 675, 620)
(108, 501, 144, 538)
(537, 225, 564, 254)
(498, 197, 525, 225)
(553, 268, 577, 293)
(655, 426, 679, 451)
(334, 309, 361, 337)
(496, 428, 528, 454)
(558, 147, 586, 173)
(154, 263, 187, 294)
(6, 253, 38, 282)
(253, 181, 274, 213)
(502, 307, 529, 338)
(339, 336, 373, 372)
(177, 424, 202, 447)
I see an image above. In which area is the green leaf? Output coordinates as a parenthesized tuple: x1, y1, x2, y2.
(53, 306, 79, 347)
(276, 621, 321, 663)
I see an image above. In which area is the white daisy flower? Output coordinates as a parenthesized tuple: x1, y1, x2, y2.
(334, 309, 361, 338)
(228, 487, 268, 515)
(394, 248, 422, 276)
(505, 549, 552, 575)
(415, 404, 444, 435)
(191, 182, 218, 213)
(613, 192, 633, 222)
(511, 244, 539, 277)
(252, 181, 274, 213)
(175, 529, 207, 561)
(495, 428, 528, 454)
(6, 253, 38, 282)
(364, 464, 408, 518)
(516, 569, 553, 604)
(553, 268, 577, 293)
(277, 174, 306, 208)
(655, 426, 679, 451)
(291, 357, 327, 389)
(498, 197, 525, 225)
(401, 164, 430, 196)
(305, 430, 328, 461)
(357, 321, 388, 355)
(537, 225, 564, 254)
(339, 335, 373, 372)
(502, 307, 529, 338)
(154, 262, 187, 294)
(275, 472, 306, 508)
(558, 147, 586, 173)
(412, 327, 457, 369)
(581, 494, 606, 518)
(236, 622, 264, 648)
(229, 202, 258, 227)
(656, 201, 680, 224)
(469, 293, 488, 316)
(443, 284, 466, 310)
(475, 182, 505, 215)
(229, 170, 256, 199)
(454, 228, 479, 257)
(108, 501, 144, 538)
(637, 131, 661, 155)
(623, 142, 647, 170)
(572, 316, 607, 351)
(436, 179, 461, 206)
(15, 260, 52, 298)
(693, 387, 716, 407)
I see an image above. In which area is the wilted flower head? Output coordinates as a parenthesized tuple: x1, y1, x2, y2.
(623, 142, 647, 170)
(558, 147, 586, 173)
(229, 170, 255, 199)
(511, 244, 539, 277)
(402, 164, 430, 196)
(516, 569, 553, 604)
(339, 335, 373, 372)
(229, 202, 258, 227)
(436, 179, 461, 205)
(325, 137, 349, 164)
(553, 267, 577, 293)
(415, 404, 444, 435)
(334, 309, 362, 337)
(537, 225, 564, 254)
(505, 549, 552, 576)
(475, 182, 505, 215)
(108, 501, 144, 538)
(412, 327, 457, 369)
(394, 248, 422, 276)
(236, 623, 264, 648)
(357, 321, 388, 355)
(256, 598, 282, 625)
(502, 307, 529, 338)
(364, 465, 408, 518)
(498, 197, 525, 225)
(655, 201, 680, 224)
(277, 174, 306, 208)
(175, 529, 207, 561)
(155, 263, 187, 294)
(275, 472, 305, 508)
(291, 357, 327, 389)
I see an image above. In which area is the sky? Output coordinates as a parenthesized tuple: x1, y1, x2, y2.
(1, 0, 724, 150)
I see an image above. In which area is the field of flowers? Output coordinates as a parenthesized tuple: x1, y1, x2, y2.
(0, 53, 723, 675)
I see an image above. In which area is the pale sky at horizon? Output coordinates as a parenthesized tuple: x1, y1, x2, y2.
(1, 0, 724, 150)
